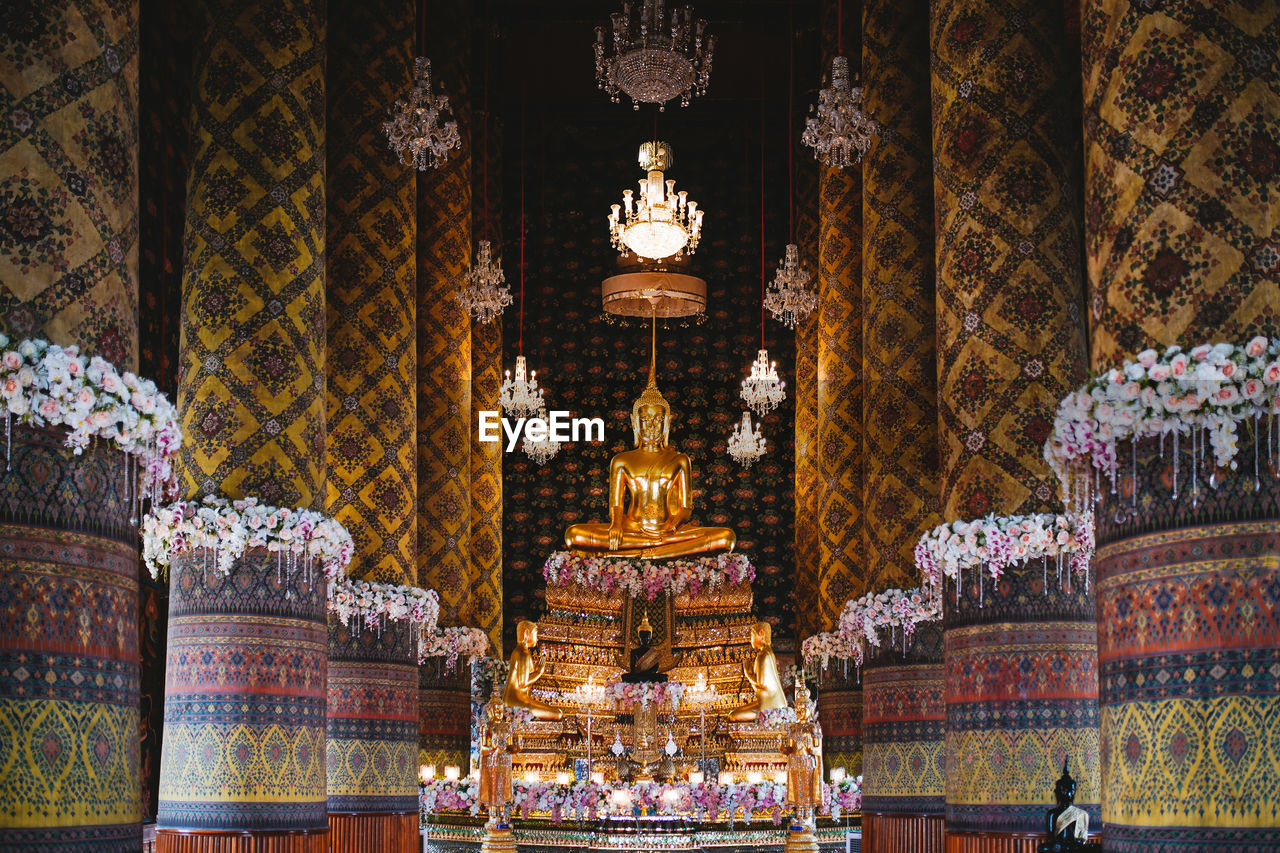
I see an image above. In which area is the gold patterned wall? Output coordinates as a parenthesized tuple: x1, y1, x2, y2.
(324, 0, 417, 584)
(0, 0, 139, 368)
(861, 0, 940, 592)
(175, 0, 327, 507)
(1083, 0, 1280, 369)
(931, 0, 1088, 521)
(417, 0, 473, 625)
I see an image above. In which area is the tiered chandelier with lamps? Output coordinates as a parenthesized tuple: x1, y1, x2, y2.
(523, 406, 561, 466)
(764, 244, 816, 328)
(382, 57, 461, 171)
(802, 54, 876, 168)
(727, 412, 766, 468)
(499, 355, 543, 418)
(609, 141, 703, 261)
(594, 0, 716, 110)
(741, 350, 786, 416)
(457, 240, 511, 324)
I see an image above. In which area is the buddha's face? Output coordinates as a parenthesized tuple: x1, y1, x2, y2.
(637, 403, 667, 446)
(519, 622, 538, 648)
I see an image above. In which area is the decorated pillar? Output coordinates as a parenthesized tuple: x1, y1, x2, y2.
(323, 2, 419, 850)
(0, 4, 143, 850)
(861, 626, 946, 852)
(817, 667, 863, 779)
(930, 0, 1096, 846)
(157, 0, 329, 850)
(416, 0, 474, 767)
(1083, 3, 1280, 849)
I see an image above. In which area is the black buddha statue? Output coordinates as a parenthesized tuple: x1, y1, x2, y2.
(1038, 761, 1091, 852)
(620, 613, 668, 683)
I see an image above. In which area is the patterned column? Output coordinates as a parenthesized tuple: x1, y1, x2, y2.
(326, 619, 418, 853)
(817, 668, 862, 778)
(0, 6, 141, 850)
(1083, 5, 1280, 849)
(158, 1, 328, 851)
(418, 662, 471, 772)
(325, 0, 417, 587)
(0, 0, 139, 368)
(158, 551, 328, 846)
(930, 0, 1096, 846)
(0, 428, 140, 852)
(861, 0, 940, 594)
(861, 625, 945, 853)
(1082, 0, 1280, 370)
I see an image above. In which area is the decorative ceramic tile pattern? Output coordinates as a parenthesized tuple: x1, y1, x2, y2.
(861, 0, 941, 593)
(861, 624, 945, 814)
(1094, 430, 1280, 850)
(931, 0, 1090, 521)
(0, 428, 140, 852)
(0, 0, 139, 368)
(157, 549, 328, 831)
(325, 0, 417, 585)
(417, 0, 473, 626)
(173, 0, 327, 508)
(1082, 0, 1280, 369)
(327, 619, 418, 813)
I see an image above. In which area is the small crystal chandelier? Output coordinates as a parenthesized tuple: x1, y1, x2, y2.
(802, 55, 876, 169)
(499, 355, 543, 417)
(383, 57, 462, 171)
(457, 240, 511, 324)
(727, 411, 766, 467)
(523, 409, 561, 466)
(763, 244, 817, 328)
(741, 349, 786, 415)
(609, 141, 703, 260)
(595, 1, 716, 110)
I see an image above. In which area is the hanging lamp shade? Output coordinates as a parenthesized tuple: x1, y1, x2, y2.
(601, 251, 706, 318)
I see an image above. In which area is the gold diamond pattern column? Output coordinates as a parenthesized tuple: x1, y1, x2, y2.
(861, 0, 940, 593)
(325, 0, 416, 586)
(1083, 0, 1280, 369)
(931, 0, 1096, 847)
(0, 0, 139, 368)
(174, 1, 327, 508)
(794, 84, 821, 643)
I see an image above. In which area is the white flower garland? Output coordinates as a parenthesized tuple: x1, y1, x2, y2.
(605, 679, 685, 710)
(1045, 338, 1280, 512)
(0, 336, 181, 510)
(543, 551, 754, 601)
(914, 511, 1094, 604)
(419, 625, 490, 670)
(329, 577, 440, 638)
(141, 495, 355, 585)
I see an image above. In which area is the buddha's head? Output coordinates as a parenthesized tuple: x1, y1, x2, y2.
(794, 677, 813, 722)
(631, 387, 670, 448)
(637, 611, 654, 646)
(517, 620, 538, 649)
(1054, 760, 1076, 807)
(750, 621, 772, 650)
(486, 697, 507, 723)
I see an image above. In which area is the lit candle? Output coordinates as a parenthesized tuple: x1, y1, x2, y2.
(523, 770, 540, 784)
(555, 771, 571, 785)
(688, 770, 705, 785)
(443, 765, 460, 781)
(718, 771, 735, 786)
(747, 771, 763, 785)
(591, 771, 605, 785)
(774, 771, 787, 785)
(830, 767, 846, 783)
(421, 764, 436, 781)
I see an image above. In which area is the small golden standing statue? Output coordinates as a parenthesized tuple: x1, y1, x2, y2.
(728, 622, 788, 721)
(478, 698, 515, 817)
(502, 620, 562, 721)
(783, 677, 823, 814)
(564, 319, 735, 560)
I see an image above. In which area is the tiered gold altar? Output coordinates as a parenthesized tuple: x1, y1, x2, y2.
(512, 579, 789, 781)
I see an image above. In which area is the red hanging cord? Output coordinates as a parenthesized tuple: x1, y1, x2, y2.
(482, 7, 489, 243)
(760, 93, 766, 350)
(519, 99, 525, 355)
(787, 1, 794, 244)
(837, 0, 843, 56)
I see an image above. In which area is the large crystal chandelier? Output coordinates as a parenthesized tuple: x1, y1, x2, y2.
(609, 141, 703, 260)
(499, 355, 543, 417)
(727, 412, 766, 467)
(523, 406, 561, 465)
(383, 57, 462, 171)
(457, 240, 511, 323)
(741, 349, 786, 415)
(594, 1, 715, 110)
(802, 55, 876, 169)
(763, 244, 817, 328)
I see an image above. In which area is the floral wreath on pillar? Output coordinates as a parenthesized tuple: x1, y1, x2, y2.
(1045, 337, 1280, 513)
(543, 551, 755, 601)
(419, 625, 491, 671)
(0, 335, 182, 510)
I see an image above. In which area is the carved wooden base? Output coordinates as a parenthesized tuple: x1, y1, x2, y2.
(864, 813, 943, 853)
(328, 812, 418, 853)
(155, 828, 329, 853)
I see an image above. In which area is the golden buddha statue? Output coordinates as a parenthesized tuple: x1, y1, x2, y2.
(502, 620, 562, 721)
(564, 321, 735, 560)
(783, 678, 823, 811)
(728, 622, 787, 721)
(479, 698, 515, 814)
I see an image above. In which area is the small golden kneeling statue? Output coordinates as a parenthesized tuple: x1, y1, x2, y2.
(728, 622, 788, 721)
(501, 620, 561, 721)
